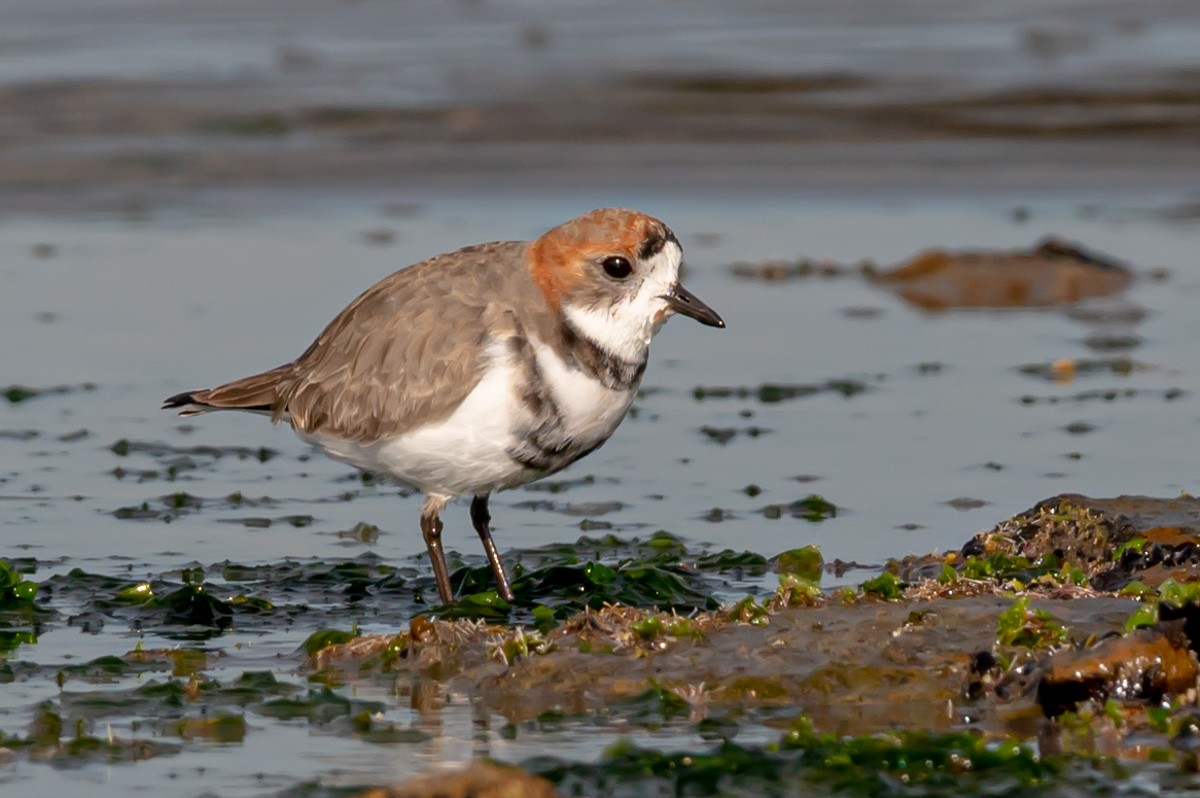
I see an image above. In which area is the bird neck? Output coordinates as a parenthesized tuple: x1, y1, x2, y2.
(558, 310, 649, 392)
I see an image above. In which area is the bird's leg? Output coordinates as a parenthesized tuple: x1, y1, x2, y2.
(420, 495, 454, 604)
(470, 493, 515, 602)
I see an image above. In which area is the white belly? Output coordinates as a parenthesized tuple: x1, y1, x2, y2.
(298, 336, 635, 498)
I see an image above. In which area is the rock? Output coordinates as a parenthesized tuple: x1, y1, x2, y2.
(356, 762, 559, 798)
(961, 493, 1200, 591)
(1037, 626, 1199, 716)
(871, 238, 1131, 310)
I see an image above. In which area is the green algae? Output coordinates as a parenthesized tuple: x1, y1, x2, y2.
(440, 556, 720, 620)
(113, 581, 155, 604)
(1125, 602, 1159, 631)
(259, 687, 383, 725)
(3, 385, 34, 404)
(0, 629, 37, 656)
(3, 382, 96, 404)
(40, 670, 368, 740)
(302, 628, 359, 656)
(1155, 578, 1200, 608)
(726, 595, 772, 626)
(701, 424, 772, 444)
(698, 548, 771, 574)
(0, 670, 378, 765)
(0, 560, 43, 656)
(526, 529, 692, 564)
(155, 583, 234, 628)
(613, 681, 692, 723)
(762, 494, 837, 522)
(57, 654, 168, 681)
(693, 379, 869, 403)
(112, 492, 206, 521)
(338, 521, 381, 544)
(60, 679, 191, 718)
(162, 647, 211, 677)
(175, 713, 247, 743)
(44, 568, 275, 636)
(0, 704, 180, 764)
(1112, 537, 1148, 560)
(17, 538, 749, 646)
(0, 559, 38, 607)
(426, 530, 764, 619)
(25, 532, 786, 642)
(954, 551, 1088, 588)
(777, 573, 823, 604)
(619, 611, 707, 644)
(773, 545, 823, 581)
(1120, 578, 1200, 632)
(859, 572, 903, 600)
(527, 715, 1062, 798)
(109, 438, 279, 462)
(996, 596, 1070, 649)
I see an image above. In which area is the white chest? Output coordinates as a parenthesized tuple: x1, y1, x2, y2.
(530, 339, 636, 445)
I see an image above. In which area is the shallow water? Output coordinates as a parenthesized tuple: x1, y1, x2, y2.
(5, 189, 1199, 566)
(2, 187, 1199, 794)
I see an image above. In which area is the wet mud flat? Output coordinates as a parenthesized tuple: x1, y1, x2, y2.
(310, 494, 1200, 796)
(8, 495, 1200, 796)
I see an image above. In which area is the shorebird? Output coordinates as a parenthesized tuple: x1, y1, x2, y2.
(164, 208, 725, 604)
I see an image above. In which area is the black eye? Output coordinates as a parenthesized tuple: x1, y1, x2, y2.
(602, 256, 633, 279)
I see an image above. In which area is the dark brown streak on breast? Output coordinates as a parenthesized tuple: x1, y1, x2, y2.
(505, 329, 563, 473)
(559, 318, 648, 392)
(503, 325, 615, 475)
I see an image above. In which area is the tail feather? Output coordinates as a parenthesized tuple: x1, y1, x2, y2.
(163, 365, 292, 418)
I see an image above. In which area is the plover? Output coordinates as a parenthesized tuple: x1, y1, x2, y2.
(164, 208, 724, 604)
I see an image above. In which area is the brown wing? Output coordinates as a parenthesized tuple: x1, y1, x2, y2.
(276, 241, 530, 442)
(165, 240, 544, 440)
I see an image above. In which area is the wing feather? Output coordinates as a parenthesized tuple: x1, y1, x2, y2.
(166, 241, 544, 442)
(278, 241, 528, 442)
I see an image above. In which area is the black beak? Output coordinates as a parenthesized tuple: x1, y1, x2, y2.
(663, 283, 725, 328)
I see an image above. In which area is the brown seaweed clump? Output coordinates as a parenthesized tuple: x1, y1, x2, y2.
(871, 238, 1132, 310)
(355, 762, 559, 798)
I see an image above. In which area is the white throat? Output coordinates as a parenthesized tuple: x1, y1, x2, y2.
(562, 242, 681, 363)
